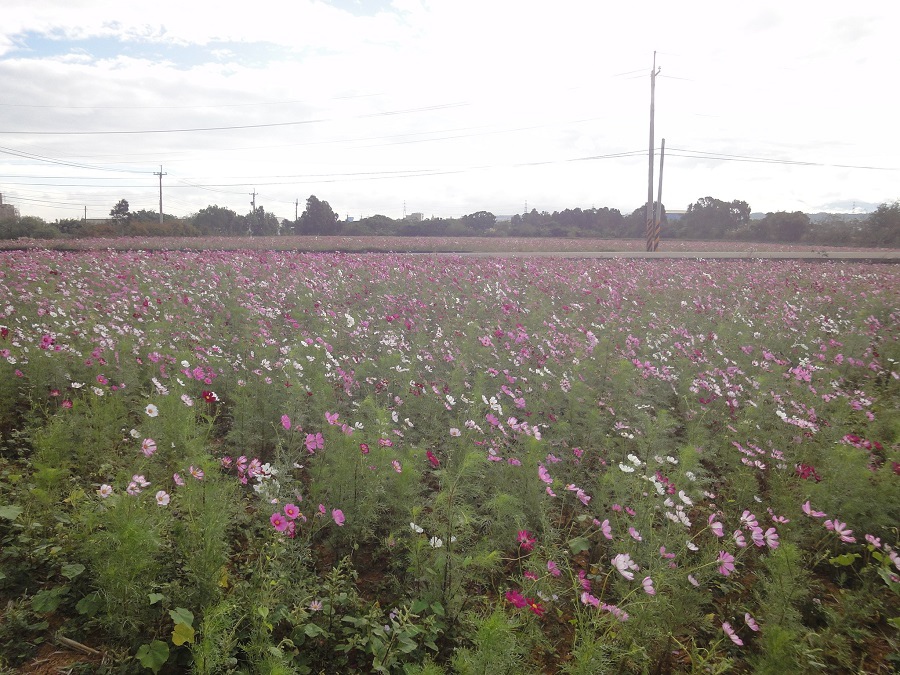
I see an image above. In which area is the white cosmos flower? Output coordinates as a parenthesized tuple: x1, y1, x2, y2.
(429, 536, 443, 548)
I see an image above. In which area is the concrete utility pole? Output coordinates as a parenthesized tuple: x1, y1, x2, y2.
(653, 138, 665, 252)
(646, 52, 661, 252)
(154, 165, 167, 224)
(249, 189, 257, 236)
(295, 199, 299, 222)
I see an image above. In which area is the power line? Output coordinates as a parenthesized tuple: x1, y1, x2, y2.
(0, 103, 469, 136)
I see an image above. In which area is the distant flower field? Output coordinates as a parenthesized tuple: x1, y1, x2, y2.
(0, 250, 897, 673)
(0, 234, 894, 253)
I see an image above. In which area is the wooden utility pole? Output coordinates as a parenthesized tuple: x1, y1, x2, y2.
(653, 139, 665, 252)
(646, 52, 661, 252)
(154, 165, 166, 224)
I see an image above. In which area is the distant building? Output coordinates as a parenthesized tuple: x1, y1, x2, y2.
(666, 210, 687, 221)
(0, 193, 19, 221)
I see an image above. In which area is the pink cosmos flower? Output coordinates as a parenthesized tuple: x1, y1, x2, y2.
(283, 503, 300, 520)
(825, 519, 856, 543)
(802, 501, 827, 518)
(598, 519, 613, 540)
(325, 411, 339, 425)
(97, 484, 113, 498)
(173, 472, 185, 486)
(723, 621, 743, 646)
(580, 592, 600, 607)
(359, 443, 370, 455)
(642, 576, 656, 595)
(281, 414, 291, 431)
(611, 553, 639, 580)
(270, 512, 288, 532)
(537, 465, 553, 484)
(155, 490, 170, 507)
(332, 509, 345, 526)
(305, 432, 324, 453)
(733, 530, 747, 548)
(449, 427, 461, 437)
(189, 465, 204, 480)
(145, 403, 159, 417)
(717, 550, 736, 576)
(524, 571, 538, 581)
(392, 460, 402, 473)
(141, 438, 157, 457)
(379, 438, 393, 447)
(547, 560, 561, 577)
(745, 613, 759, 631)
(763, 527, 780, 549)
(578, 569, 591, 591)
(629, 526, 643, 542)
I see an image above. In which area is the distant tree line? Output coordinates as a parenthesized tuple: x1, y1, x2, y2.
(1, 195, 898, 247)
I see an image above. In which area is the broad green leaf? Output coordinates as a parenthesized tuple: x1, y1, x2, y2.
(61, 563, 85, 580)
(430, 601, 445, 616)
(32, 586, 68, 613)
(0, 505, 23, 521)
(76, 592, 103, 617)
(171, 621, 196, 646)
(829, 553, 860, 566)
(148, 593, 164, 605)
(568, 537, 591, 554)
(169, 607, 194, 627)
(304, 623, 325, 638)
(136, 640, 169, 673)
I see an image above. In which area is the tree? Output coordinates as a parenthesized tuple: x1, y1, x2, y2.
(752, 211, 809, 242)
(249, 206, 280, 237)
(461, 211, 496, 235)
(676, 197, 750, 239)
(190, 205, 245, 236)
(865, 201, 900, 247)
(297, 196, 339, 235)
(109, 199, 131, 234)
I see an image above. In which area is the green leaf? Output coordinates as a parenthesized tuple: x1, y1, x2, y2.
(32, 586, 68, 613)
(148, 593, 164, 605)
(169, 607, 194, 628)
(829, 553, 860, 567)
(76, 592, 103, 617)
(410, 599, 429, 614)
(171, 621, 196, 646)
(568, 537, 591, 554)
(304, 623, 325, 638)
(429, 601, 445, 617)
(0, 505, 23, 521)
(887, 617, 900, 630)
(61, 563, 85, 580)
(136, 640, 170, 673)
(257, 605, 269, 619)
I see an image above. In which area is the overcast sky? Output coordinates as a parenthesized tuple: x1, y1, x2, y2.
(0, 1, 897, 224)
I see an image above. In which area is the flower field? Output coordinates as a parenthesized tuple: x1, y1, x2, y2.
(0, 249, 898, 673)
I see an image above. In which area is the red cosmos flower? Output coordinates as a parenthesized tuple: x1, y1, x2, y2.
(505, 589, 527, 608)
(517, 530, 536, 551)
(201, 390, 219, 403)
(360, 443, 370, 455)
(526, 598, 545, 616)
(426, 450, 440, 468)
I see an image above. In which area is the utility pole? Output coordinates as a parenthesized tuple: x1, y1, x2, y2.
(84, 206, 87, 221)
(249, 189, 257, 236)
(646, 52, 661, 252)
(154, 165, 166, 224)
(295, 199, 299, 222)
(653, 138, 665, 251)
